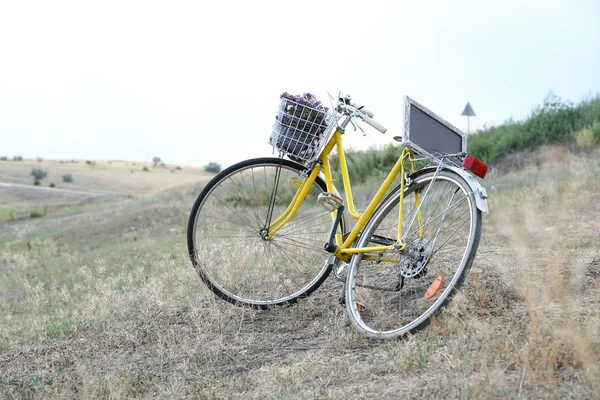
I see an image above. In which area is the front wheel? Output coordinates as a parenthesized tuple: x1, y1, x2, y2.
(345, 170, 482, 339)
(187, 157, 341, 308)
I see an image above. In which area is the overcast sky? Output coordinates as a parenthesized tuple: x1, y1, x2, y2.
(1, 0, 599, 168)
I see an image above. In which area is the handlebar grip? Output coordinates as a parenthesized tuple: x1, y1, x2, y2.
(349, 101, 374, 118)
(361, 115, 387, 134)
(358, 107, 374, 118)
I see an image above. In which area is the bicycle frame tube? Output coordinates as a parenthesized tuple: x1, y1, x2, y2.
(266, 128, 426, 262)
(266, 165, 321, 237)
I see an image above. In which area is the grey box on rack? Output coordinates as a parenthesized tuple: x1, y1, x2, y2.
(402, 96, 466, 161)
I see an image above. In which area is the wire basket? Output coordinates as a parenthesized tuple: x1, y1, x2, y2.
(270, 94, 337, 164)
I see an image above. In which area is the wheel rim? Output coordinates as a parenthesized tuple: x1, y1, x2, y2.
(190, 161, 334, 306)
(347, 173, 478, 337)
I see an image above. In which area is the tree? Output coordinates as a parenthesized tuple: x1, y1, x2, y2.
(31, 168, 48, 183)
(152, 156, 161, 168)
(204, 162, 221, 173)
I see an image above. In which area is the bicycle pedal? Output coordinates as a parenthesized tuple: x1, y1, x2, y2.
(318, 192, 344, 212)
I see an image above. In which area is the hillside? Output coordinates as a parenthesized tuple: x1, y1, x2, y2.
(0, 159, 213, 222)
(0, 145, 598, 398)
(328, 93, 600, 184)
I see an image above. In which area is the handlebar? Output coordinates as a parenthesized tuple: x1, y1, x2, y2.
(337, 94, 387, 134)
(361, 114, 387, 134)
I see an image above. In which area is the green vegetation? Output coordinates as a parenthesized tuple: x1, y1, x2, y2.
(327, 93, 600, 183)
(468, 93, 600, 164)
(62, 173, 74, 183)
(330, 143, 403, 185)
(204, 161, 222, 173)
(31, 168, 48, 186)
(31, 168, 48, 181)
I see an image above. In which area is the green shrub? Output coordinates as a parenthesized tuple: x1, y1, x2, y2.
(31, 168, 48, 181)
(143, 166, 150, 172)
(468, 92, 600, 164)
(30, 209, 46, 218)
(591, 123, 600, 142)
(0, 156, 7, 161)
(34, 180, 40, 186)
(49, 183, 55, 188)
(175, 166, 182, 170)
(574, 128, 596, 152)
(204, 162, 222, 173)
(329, 143, 406, 185)
(13, 155, 23, 161)
(62, 174, 74, 183)
(37, 157, 43, 162)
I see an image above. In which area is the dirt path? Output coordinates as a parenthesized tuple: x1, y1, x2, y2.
(0, 182, 118, 197)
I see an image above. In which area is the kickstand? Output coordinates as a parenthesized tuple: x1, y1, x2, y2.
(338, 282, 346, 305)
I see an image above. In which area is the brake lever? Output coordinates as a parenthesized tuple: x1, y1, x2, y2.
(349, 118, 357, 132)
(351, 116, 367, 136)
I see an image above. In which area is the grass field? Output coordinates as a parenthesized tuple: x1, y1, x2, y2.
(0, 159, 211, 195)
(0, 148, 599, 398)
(0, 159, 212, 223)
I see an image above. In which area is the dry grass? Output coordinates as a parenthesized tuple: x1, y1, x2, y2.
(1, 147, 599, 398)
(0, 159, 212, 196)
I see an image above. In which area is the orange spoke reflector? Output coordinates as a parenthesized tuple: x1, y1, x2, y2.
(424, 275, 444, 300)
(356, 302, 367, 311)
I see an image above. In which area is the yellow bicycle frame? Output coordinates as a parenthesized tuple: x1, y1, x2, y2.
(267, 127, 424, 262)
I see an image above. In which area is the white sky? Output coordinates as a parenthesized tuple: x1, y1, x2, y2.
(1, 0, 599, 168)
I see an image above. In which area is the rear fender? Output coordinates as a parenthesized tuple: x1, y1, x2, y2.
(408, 166, 489, 213)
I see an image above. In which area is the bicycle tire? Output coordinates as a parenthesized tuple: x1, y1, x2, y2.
(345, 169, 482, 339)
(187, 157, 342, 308)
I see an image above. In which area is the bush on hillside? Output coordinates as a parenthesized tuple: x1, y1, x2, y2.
(31, 168, 48, 181)
(204, 162, 222, 174)
(468, 92, 600, 164)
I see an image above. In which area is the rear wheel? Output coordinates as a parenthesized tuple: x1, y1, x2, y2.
(345, 170, 482, 339)
(187, 157, 342, 308)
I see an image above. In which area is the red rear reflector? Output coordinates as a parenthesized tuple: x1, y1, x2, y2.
(463, 155, 488, 178)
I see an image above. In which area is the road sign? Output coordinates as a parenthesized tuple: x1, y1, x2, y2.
(461, 102, 476, 117)
(461, 102, 476, 133)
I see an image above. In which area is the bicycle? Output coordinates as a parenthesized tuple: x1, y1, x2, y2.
(187, 92, 489, 340)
